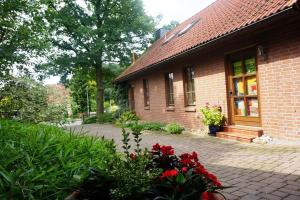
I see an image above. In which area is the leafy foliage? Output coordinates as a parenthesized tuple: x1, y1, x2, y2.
(141, 122, 165, 132)
(97, 112, 115, 124)
(68, 125, 161, 200)
(42, 0, 155, 115)
(83, 113, 115, 124)
(0, 78, 48, 122)
(71, 129, 226, 200)
(0, 0, 50, 78)
(162, 20, 180, 31)
(200, 104, 225, 126)
(41, 104, 69, 125)
(0, 120, 116, 199)
(0, 77, 69, 124)
(68, 69, 96, 115)
(165, 123, 185, 134)
(115, 111, 139, 127)
(83, 116, 97, 124)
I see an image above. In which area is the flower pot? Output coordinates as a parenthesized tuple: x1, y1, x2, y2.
(208, 125, 222, 136)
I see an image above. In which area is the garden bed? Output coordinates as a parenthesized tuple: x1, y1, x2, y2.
(0, 120, 116, 199)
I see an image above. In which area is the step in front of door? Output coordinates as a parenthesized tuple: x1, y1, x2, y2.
(224, 126, 263, 137)
(216, 131, 256, 143)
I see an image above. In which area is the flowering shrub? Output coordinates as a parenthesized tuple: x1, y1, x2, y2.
(69, 126, 226, 200)
(148, 143, 225, 200)
(200, 103, 225, 126)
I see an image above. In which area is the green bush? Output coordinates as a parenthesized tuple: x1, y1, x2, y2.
(0, 78, 48, 123)
(83, 113, 115, 124)
(97, 112, 115, 124)
(41, 104, 69, 125)
(141, 122, 164, 132)
(100, 126, 160, 200)
(115, 111, 138, 127)
(200, 104, 225, 126)
(0, 120, 116, 199)
(83, 116, 97, 124)
(165, 123, 184, 134)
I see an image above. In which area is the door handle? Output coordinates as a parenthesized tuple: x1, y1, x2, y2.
(229, 90, 233, 97)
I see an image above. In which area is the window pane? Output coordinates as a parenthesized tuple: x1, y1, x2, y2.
(234, 78, 244, 96)
(245, 58, 256, 74)
(165, 73, 174, 105)
(187, 92, 195, 105)
(169, 93, 174, 105)
(246, 76, 257, 95)
(234, 98, 246, 116)
(233, 61, 242, 76)
(143, 79, 149, 106)
(246, 98, 259, 116)
(185, 67, 196, 105)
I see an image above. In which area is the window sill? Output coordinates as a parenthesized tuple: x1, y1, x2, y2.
(144, 106, 150, 110)
(166, 106, 175, 111)
(185, 105, 196, 112)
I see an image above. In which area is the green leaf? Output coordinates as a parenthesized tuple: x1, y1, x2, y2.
(176, 173, 186, 185)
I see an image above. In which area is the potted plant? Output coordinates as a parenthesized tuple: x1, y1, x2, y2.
(200, 103, 225, 136)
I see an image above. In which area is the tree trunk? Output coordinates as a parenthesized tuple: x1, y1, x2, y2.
(95, 63, 104, 116)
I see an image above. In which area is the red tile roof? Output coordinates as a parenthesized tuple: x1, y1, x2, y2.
(116, 0, 298, 82)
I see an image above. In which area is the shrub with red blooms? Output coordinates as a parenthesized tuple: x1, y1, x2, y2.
(148, 143, 226, 200)
(71, 126, 227, 200)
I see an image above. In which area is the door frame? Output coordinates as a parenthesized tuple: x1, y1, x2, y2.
(128, 84, 135, 112)
(225, 48, 262, 127)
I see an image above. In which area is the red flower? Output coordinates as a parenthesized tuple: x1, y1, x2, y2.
(160, 169, 178, 179)
(202, 192, 216, 200)
(196, 167, 222, 187)
(129, 153, 137, 160)
(195, 164, 207, 175)
(161, 145, 174, 155)
(179, 152, 200, 167)
(181, 167, 188, 173)
(207, 173, 217, 181)
(152, 143, 161, 151)
(192, 151, 199, 162)
(212, 179, 222, 187)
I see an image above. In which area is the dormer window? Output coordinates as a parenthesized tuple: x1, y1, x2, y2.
(178, 19, 200, 36)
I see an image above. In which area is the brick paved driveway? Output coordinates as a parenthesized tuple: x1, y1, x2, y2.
(68, 124, 300, 200)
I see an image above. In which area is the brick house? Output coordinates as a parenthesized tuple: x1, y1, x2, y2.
(115, 0, 300, 141)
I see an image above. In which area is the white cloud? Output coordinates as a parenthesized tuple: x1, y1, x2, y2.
(143, 0, 216, 27)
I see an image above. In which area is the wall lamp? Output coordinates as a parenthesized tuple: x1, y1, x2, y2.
(257, 45, 267, 60)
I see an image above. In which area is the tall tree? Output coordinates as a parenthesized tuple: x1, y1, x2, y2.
(0, 0, 50, 78)
(43, 0, 155, 116)
(162, 20, 179, 31)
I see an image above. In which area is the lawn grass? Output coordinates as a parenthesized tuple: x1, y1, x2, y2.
(0, 120, 116, 199)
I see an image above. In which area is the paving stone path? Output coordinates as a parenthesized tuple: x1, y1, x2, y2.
(67, 124, 300, 200)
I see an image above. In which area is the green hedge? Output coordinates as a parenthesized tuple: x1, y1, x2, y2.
(0, 120, 116, 199)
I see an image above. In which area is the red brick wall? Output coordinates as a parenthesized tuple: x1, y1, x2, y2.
(129, 52, 228, 129)
(258, 22, 300, 139)
(128, 18, 300, 139)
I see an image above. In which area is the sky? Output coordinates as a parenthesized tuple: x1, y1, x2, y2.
(44, 0, 216, 84)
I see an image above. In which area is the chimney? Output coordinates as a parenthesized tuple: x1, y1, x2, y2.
(155, 28, 167, 41)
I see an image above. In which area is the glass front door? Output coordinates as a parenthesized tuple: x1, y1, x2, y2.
(229, 55, 260, 126)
